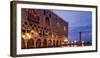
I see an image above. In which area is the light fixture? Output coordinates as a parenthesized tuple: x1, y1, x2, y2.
(26, 33, 31, 39)
(82, 41, 84, 43)
(22, 34, 26, 39)
(74, 40, 77, 43)
(64, 39, 68, 42)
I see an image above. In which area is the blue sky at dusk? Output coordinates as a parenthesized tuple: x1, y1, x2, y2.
(52, 10, 92, 43)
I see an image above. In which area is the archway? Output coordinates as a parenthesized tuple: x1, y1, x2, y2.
(36, 39, 41, 48)
(27, 38, 34, 48)
(43, 39, 47, 48)
(21, 38, 26, 49)
(48, 40, 52, 47)
(56, 40, 59, 47)
(53, 40, 56, 47)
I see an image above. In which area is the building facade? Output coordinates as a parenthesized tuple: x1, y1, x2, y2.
(21, 8, 68, 49)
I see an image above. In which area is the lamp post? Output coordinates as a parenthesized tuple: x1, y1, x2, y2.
(71, 42, 74, 47)
(74, 40, 77, 47)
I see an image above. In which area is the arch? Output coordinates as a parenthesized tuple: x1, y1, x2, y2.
(48, 40, 52, 47)
(36, 39, 41, 48)
(21, 38, 26, 49)
(53, 40, 56, 47)
(56, 40, 59, 47)
(60, 40, 62, 46)
(43, 39, 47, 48)
(27, 38, 34, 48)
(45, 17, 50, 25)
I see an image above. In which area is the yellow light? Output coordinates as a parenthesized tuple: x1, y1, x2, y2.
(31, 30, 38, 37)
(26, 33, 29, 36)
(22, 35, 26, 39)
(26, 33, 31, 39)
(31, 30, 35, 33)
(35, 32, 38, 36)
(64, 39, 67, 42)
(28, 35, 31, 39)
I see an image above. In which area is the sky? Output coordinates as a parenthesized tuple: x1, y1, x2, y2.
(52, 10, 92, 43)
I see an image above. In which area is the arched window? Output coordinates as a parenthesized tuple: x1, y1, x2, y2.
(64, 26, 66, 31)
(56, 22, 60, 28)
(45, 17, 50, 26)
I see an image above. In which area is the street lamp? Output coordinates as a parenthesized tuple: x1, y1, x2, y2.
(71, 41, 74, 47)
(74, 40, 77, 47)
(74, 40, 77, 43)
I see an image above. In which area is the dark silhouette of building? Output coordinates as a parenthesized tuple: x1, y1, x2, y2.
(21, 8, 68, 49)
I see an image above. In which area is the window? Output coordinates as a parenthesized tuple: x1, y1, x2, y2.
(31, 10, 37, 16)
(56, 22, 60, 29)
(43, 31, 45, 36)
(45, 17, 50, 25)
(57, 22, 60, 27)
(64, 26, 66, 31)
(27, 10, 40, 24)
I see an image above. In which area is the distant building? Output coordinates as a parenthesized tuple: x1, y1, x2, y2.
(21, 8, 68, 49)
